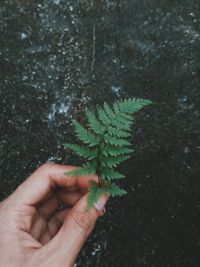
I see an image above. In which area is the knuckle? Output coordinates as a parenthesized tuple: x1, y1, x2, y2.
(38, 163, 55, 176)
(40, 162, 54, 171)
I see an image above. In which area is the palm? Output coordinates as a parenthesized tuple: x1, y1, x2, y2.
(29, 207, 66, 245)
(17, 187, 83, 247)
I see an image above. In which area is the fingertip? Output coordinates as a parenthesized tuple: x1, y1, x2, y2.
(93, 194, 109, 213)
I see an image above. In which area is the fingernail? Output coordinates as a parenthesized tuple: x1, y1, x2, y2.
(98, 207, 106, 217)
(94, 194, 109, 212)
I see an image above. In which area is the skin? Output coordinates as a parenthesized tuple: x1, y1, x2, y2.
(0, 163, 108, 267)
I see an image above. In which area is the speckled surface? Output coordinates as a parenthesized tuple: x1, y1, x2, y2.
(0, 1, 200, 266)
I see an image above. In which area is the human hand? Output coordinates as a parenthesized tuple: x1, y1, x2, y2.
(0, 163, 108, 267)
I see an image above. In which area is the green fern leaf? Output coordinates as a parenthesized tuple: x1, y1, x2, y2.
(106, 182, 127, 197)
(103, 102, 115, 120)
(113, 102, 120, 114)
(64, 143, 97, 160)
(112, 112, 134, 128)
(97, 107, 111, 126)
(102, 146, 134, 157)
(118, 98, 152, 114)
(104, 134, 131, 147)
(115, 113, 133, 125)
(107, 126, 131, 138)
(73, 120, 100, 147)
(65, 162, 97, 176)
(101, 168, 125, 181)
(121, 112, 134, 121)
(110, 117, 132, 131)
(103, 102, 134, 129)
(85, 109, 105, 135)
(101, 155, 131, 168)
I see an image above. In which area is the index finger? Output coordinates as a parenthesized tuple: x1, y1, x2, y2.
(12, 163, 97, 206)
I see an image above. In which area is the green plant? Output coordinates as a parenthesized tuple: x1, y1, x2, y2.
(64, 98, 151, 209)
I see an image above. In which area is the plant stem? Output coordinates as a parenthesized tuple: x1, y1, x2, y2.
(96, 139, 103, 187)
(96, 128, 108, 188)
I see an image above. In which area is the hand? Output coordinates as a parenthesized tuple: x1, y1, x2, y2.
(0, 163, 108, 267)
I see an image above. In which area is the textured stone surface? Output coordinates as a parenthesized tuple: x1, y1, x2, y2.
(0, 1, 200, 266)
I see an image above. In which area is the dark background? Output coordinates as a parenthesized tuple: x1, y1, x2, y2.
(0, 0, 200, 266)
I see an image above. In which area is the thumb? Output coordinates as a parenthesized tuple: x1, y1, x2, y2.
(48, 193, 109, 266)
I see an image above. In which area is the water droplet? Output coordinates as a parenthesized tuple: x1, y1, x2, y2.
(21, 33, 28, 40)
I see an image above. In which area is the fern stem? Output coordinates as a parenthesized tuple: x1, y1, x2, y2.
(96, 139, 103, 187)
(96, 128, 108, 187)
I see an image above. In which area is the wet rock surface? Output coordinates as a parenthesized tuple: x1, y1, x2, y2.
(0, 1, 200, 266)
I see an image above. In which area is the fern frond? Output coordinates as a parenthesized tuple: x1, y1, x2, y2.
(113, 110, 134, 128)
(104, 134, 131, 147)
(121, 112, 134, 121)
(102, 146, 134, 157)
(65, 162, 97, 176)
(106, 182, 127, 197)
(64, 97, 152, 208)
(101, 155, 131, 168)
(101, 168, 125, 181)
(103, 102, 134, 128)
(113, 102, 120, 114)
(117, 98, 152, 114)
(64, 143, 97, 160)
(85, 109, 105, 135)
(103, 102, 115, 120)
(97, 107, 111, 126)
(114, 113, 133, 125)
(110, 118, 132, 131)
(107, 126, 131, 138)
(73, 120, 100, 147)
